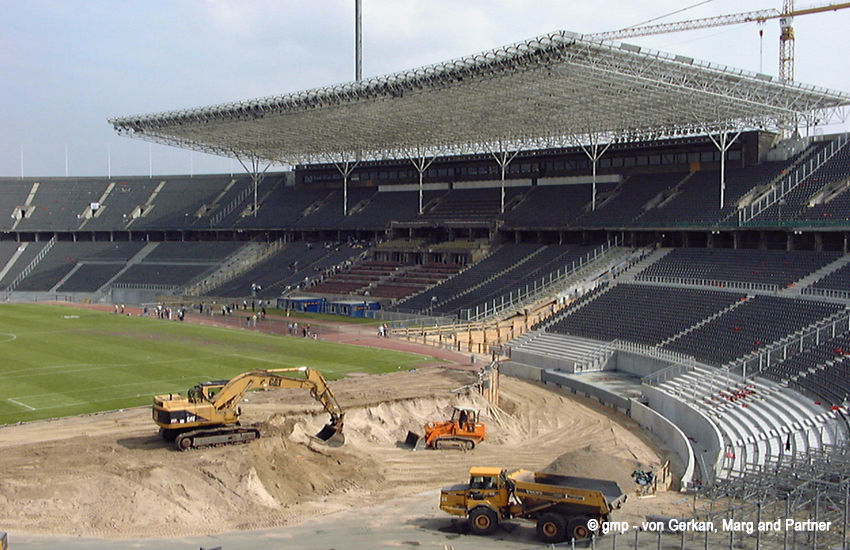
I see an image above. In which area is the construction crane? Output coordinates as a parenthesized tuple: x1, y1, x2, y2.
(590, 1, 850, 81)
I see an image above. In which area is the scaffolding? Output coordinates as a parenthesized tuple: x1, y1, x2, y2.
(689, 444, 850, 550)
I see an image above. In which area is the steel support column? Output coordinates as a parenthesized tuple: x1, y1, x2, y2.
(706, 128, 743, 209)
(576, 134, 613, 211)
(490, 148, 521, 213)
(333, 159, 360, 217)
(410, 154, 439, 215)
(236, 155, 273, 217)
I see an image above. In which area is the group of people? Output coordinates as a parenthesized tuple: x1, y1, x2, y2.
(139, 304, 186, 321)
(287, 322, 315, 338)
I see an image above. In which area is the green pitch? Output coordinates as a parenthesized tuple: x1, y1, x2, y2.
(0, 303, 434, 425)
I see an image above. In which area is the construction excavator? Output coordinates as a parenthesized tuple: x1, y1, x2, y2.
(152, 367, 345, 451)
(405, 406, 486, 451)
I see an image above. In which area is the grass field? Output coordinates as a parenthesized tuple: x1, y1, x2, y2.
(0, 303, 434, 425)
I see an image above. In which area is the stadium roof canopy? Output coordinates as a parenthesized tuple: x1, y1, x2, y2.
(109, 30, 850, 167)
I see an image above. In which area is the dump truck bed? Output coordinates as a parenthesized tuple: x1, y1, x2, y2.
(510, 470, 627, 509)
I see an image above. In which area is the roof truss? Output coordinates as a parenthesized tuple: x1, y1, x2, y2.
(109, 31, 850, 165)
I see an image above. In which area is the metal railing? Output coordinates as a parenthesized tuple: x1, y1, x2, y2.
(573, 339, 619, 372)
(183, 239, 283, 296)
(2, 237, 56, 301)
(641, 359, 697, 387)
(209, 184, 254, 227)
(724, 310, 850, 380)
(111, 283, 179, 291)
(738, 133, 850, 225)
(634, 275, 780, 293)
(460, 237, 625, 322)
(801, 286, 850, 300)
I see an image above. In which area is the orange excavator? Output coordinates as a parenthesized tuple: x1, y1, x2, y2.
(152, 367, 344, 451)
(405, 406, 486, 451)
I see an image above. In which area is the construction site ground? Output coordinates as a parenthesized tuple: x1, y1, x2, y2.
(4, 306, 693, 549)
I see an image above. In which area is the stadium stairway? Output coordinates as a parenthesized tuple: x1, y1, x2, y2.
(182, 241, 277, 296)
(779, 254, 850, 295)
(612, 247, 672, 283)
(0, 243, 30, 285)
(98, 243, 159, 291)
(655, 296, 752, 348)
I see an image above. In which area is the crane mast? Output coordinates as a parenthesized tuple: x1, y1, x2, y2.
(779, 0, 796, 81)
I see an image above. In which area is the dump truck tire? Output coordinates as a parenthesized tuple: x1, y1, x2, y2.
(568, 515, 592, 541)
(537, 512, 567, 543)
(468, 507, 499, 536)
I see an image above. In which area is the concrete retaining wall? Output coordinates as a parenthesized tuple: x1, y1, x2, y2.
(630, 400, 695, 489)
(642, 384, 723, 483)
(499, 361, 543, 382)
(615, 352, 673, 378)
(509, 349, 575, 372)
(541, 370, 631, 414)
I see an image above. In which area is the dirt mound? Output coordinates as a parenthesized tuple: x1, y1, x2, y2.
(545, 445, 655, 493)
(0, 368, 685, 539)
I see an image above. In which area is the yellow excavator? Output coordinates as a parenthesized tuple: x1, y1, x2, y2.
(152, 367, 344, 451)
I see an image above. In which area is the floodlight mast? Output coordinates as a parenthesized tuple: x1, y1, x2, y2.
(355, 0, 363, 81)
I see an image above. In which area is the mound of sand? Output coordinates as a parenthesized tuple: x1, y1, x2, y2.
(545, 445, 654, 493)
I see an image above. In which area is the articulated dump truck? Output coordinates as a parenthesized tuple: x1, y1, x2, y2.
(440, 467, 626, 543)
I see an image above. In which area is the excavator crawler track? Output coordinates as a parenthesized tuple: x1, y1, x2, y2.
(434, 437, 476, 451)
(174, 426, 261, 451)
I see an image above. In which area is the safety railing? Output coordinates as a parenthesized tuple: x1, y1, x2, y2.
(800, 286, 850, 300)
(2, 236, 56, 301)
(209, 183, 254, 227)
(738, 133, 850, 225)
(633, 275, 780, 293)
(460, 236, 625, 322)
(724, 310, 850, 380)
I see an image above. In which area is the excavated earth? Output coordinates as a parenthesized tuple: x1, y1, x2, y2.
(0, 367, 691, 540)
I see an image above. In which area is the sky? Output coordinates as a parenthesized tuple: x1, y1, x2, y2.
(1, 0, 849, 178)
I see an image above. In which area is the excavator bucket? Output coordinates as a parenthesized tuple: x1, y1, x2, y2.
(314, 422, 345, 447)
(403, 430, 427, 450)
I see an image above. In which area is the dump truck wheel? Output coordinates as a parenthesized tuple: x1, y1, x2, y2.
(568, 516, 592, 541)
(536, 512, 567, 543)
(468, 507, 498, 536)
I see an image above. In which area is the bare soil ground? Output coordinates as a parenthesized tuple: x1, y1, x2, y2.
(0, 366, 691, 540)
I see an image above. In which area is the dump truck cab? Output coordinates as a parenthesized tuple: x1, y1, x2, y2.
(440, 467, 626, 543)
(440, 467, 514, 535)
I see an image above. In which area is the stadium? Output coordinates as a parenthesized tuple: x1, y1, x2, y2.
(3, 8, 850, 550)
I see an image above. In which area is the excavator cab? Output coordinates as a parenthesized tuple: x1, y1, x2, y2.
(187, 380, 227, 403)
